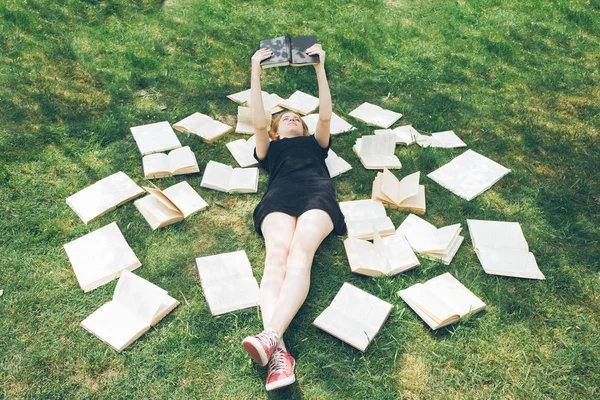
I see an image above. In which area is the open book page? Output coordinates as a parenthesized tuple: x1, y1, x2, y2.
(302, 113, 355, 135)
(66, 171, 144, 224)
(357, 135, 396, 156)
(395, 185, 425, 213)
(427, 149, 511, 201)
(424, 273, 486, 319)
(380, 233, 420, 275)
(398, 284, 459, 329)
(167, 146, 199, 175)
(397, 171, 420, 204)
(349, 102, 402, 129)
(145, 185, 180, 213)
(172, 112, 233, 142)
(173, 112, 212, 132)
(227, 89, 268, 105)
(280, 91, 319, 115)
(261, 93, 284, 113)
(423, 235, 464, 265)
(344, 237, 386, 276)
(425, 224, 462, 255)
(346, 217, 395, 240)
(229, 168, 259, 193)
(195, 250, 254, 283)
(397, 214, 460, 254)
(325, 149, 352, 178)
(236, 107, 272, 134)
(161, 181, 208, 219)
(467, 220, 529, 251)
(200, 161, 232, 192)
(313, 283, 393, 352)
(226, 135, 259, 168)
(64, 222, 141, 292)
(130, 121, 182, 155)
(134, 195, 183, 230)
(339, 199, 395, 239)
(430, 131, 467, 148)
(113, 270, 169, 325)
(476, 248, 544, 279)
(152, 295, 180, 326)
(142, 153, 170, 178)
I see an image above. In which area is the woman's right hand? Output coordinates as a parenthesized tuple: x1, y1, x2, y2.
(252, 48, 273, 72)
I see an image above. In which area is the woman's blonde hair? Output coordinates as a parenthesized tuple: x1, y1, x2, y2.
(268, 112, 310, 140)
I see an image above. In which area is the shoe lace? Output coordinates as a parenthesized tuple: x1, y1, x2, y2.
(268, 349, 287, 375)
(257, 330, 278, 349)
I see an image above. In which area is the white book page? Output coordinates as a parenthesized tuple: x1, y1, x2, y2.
(381, 233, 420, 275)
(394, 125, 420, 145)
(262, 93, 284, 112)
(398, 171, 420, 204)
(130, 121, 181, 155)
(431, 131, 467, 148)
(476, 248, 544, 279)
(424, 273, 486, 318)
(467, 220, 529, 251)
(226, 138, 258, 168)
(346, 216, 395, 240)
(113, 270, 169, 325)
(344, 238, 385, 276)
(398, 185, 425, 211)
(349, 103, 401, 128)
(152, 295, 180, 326)
(229, 168, 258, 192)
(199, 119, 233, 141)
(142, 153, 170, 178)
(162, 181, 208, 219)
(172, 112, 213, 133)
(358, 135, 396, 156)
(200, 161, 232, 192)
(134, 195, 183, 230)
(313, 306, 374, 352)
(227, 89, 267, 105)
(167, 146, 198, 174)
(202, 276, 260, 315)
(361, 155, 401, 169)
(339, 199, 387, 222)
(144, 186, 180, 213)
(427, 224, 462, 254)
(81, 301, 148, 352)
(396, 214, 439, 253)
(325, 150, 352, 178)
(280, 91, 319, 115)
(398, 284, 457, 329)
(381, 168, 401, 205)
(64, 222, 141, 291)
(195, 250, 254, 283)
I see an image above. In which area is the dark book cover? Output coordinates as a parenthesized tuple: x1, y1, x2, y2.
(259, 35, 319, 68)
(290, 36, 319, 65)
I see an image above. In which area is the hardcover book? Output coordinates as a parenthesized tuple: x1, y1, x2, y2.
(259, 35, 319, 68)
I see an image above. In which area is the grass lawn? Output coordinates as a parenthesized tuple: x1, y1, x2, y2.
(1, 0, 599, 398)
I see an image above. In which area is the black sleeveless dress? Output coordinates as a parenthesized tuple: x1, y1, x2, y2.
(253, 135, 347, 236)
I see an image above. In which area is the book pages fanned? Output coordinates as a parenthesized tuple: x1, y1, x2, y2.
(353, 134, 402, 169)
(372, 169, 425, 214)
(398, 272, 486, 330)
(226, 135, 259, 168)
(348, 102, 402, 129)
(142, 146, 199, 179)
(81, 270, 179, 352)
(173, 112, 233, 143)
(195, 250, 259, 316)
(236, 107, 272, 134)
(339, 199, 395, 240)
(130, 121, 182, 155)
(325, 149, 352, 178)
(467, 219, 544, 279)
(427, 149, 511, 201)
(64, 222, 141, 292)
(66, 171, 144, 224)
(302, 113, 355, 135)
(313, 282, 393, 352)
(279, 91, 319, 115)
(375, 125, 422, 145)
(200, 161, 259, 193)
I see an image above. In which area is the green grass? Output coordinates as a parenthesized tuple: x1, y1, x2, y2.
(1, 0, 599, 398)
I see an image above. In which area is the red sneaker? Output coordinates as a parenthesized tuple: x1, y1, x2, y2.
(265, 346, 296, 391)
(242, 329, 279, 367)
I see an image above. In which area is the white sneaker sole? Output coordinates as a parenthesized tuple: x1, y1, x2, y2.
(265, 374, 296, 391)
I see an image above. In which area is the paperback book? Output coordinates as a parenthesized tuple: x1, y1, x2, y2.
(226, 135, 259, 168)
(130, 121, 182, 155)
(200, 161, 259, 193)
(339, 199, 395, 240)
(142, 146, 199, 179)
(279, 91, 319, 115)
(353, 134, 402, 170)
(173, 112, 233, 143)
(236, 107, 272, 135)
(302, 112, 355, 135)
(349, 102, 402, 129)
(372, 169, 425, 214)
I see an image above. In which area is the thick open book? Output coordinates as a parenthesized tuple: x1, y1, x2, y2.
(81, 270, 179, 352)
(227, 89, 284, 114)
(397, 214, 463, 265)
(302, 113, 355, 135)
(339, 199, 395, 240)
(235, 107, 272, 134)
(259, 35, 319, 68)
(64, 222, 141, 292)
(467, 219, 544, 279)
(344, 230, 419, 277)
(313, 283, 393, 352)
(353, 134, 402, 169)
(427, 149, 511, 201)
(200, 161, 258, 193)
(226, 135, 259, 168)
(398, 272, 486, 330)
(142, 146, 199, 179)
(374, 125, 422, 145)
(130, 121, 182, 155)
(349, 102, 402, 129)
(173, 112, 233, 142)
(325, 149, 352, 178)
(372, 169, 425, 214)
(134, 181, 208, 230)
(279, 91, 319, 115)
(66, 171, 144, 224)
(195, 250, 259, 315)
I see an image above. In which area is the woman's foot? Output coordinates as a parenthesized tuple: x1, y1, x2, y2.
(242, 329, 279, 367)
(265, 346, 296, 391)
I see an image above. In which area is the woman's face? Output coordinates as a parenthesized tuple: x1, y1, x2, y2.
(277, 112, 304, 138)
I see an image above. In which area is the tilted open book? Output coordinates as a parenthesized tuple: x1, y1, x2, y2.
(130, 121, 182, 156)
(415, 130, 467, 148)
(353, 134, 401, 170)
(374, 125, 422, 145)
(398, 272, 486, 330)
(195, 250, 259, 316)
(142, 146, 199, 179)
(134, 181, 208, 230)
(226, 135, 259, 168)
(372, 169, 425, 214)
(66, 171, 144, 225)
(173, 112, 233, 142)
(325, 149, 352, 178)
(64, 222, 141, 292)
(279, 91, 319, 115)
(349, 102, 402, 129)
(313, 282, 393, 352)
(339, 199, 395, 240)
(235, 107, 272, 135)
(81, 270, 179, 352)
(259, 35, 319, 68)
(200, 161, 259, 193)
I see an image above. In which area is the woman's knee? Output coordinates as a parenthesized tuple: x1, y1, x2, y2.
(265, 246, 289, 269)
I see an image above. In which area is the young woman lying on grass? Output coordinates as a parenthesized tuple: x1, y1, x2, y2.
(241, 43, 346, 391)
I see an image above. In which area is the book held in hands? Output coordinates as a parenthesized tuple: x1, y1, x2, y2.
(349, 102, 402, 129)
(339, 199, 395, 240)
(259, 35, 319, 68)
(130, 121, 182, 156)
(195, 250, 260, 316)
(200, 161, 259, 193)
(173, 112, 233, 143)
(81, 269, 179, 352)
(142, 146, 199, 179)
(313, 282, 393, 352)
(353, 134, 402, 170)
(63, 222, 141, 292)
(372, 169, 426, 214)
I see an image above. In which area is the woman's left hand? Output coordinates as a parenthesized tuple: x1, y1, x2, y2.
(306, 44, 326, 69)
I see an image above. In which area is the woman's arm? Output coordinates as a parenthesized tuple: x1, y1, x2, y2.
(307, 44, 332, 148)
(251, 48, 273, 160)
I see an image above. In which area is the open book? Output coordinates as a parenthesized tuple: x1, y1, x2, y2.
(66, 171, 144, 224)
(81, 270, 179, 352)
(349, 102, 402, 129)
(142, 146, 199, 179)
(374, 125, 422, 145)
(195, 250, 260, 315)
(339, 199, 395, 240)
(398, 272, 486, 330)
(416, 130, 467, 148)
(64, 222, 141, 292)
(279, 91, 319, 115)
(259, 35, 319, 68)
(313, 283, 393, 352)
(200, 161, 259, 193)
(227, 89, 284, 114)
(396, 214, 463, 265)
(344, 230, 419, 277)
(372, 169, 425, 214)
(302, 113, 355, 135)
(353, 134, 402, 169)
(173, 112, 233, 143)
(325, 149, 352, 178)
(235, 107, 272, 134)
(130, 121, 182, 155)
(134, 181, 208, 230)
(467, 219, 544, 279)
(226, 135, 259, 168)
(427, 149, 511, 201)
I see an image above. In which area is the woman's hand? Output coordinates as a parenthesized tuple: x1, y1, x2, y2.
(251, 48, 273, 73)
(306, 44, 326, 70)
